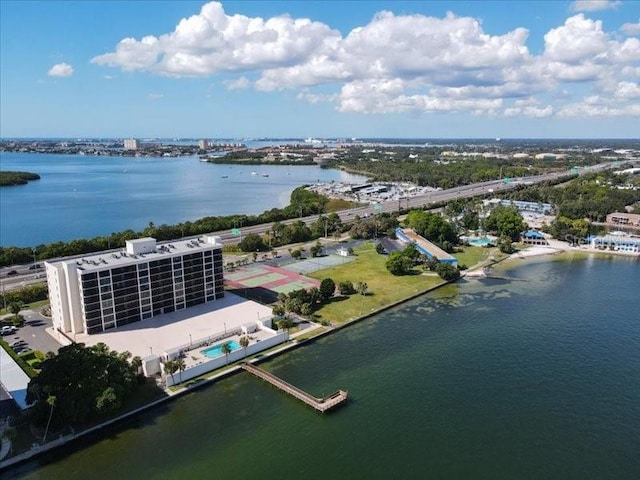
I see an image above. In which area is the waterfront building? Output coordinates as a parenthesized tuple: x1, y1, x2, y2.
(198, 139, 209, 150)
(483, 199, 554, 215)
(589, 232, 640, 253)
(45, 236, 224, 336)
(522, 230, 548, 246)
(606, 212, 640, 227)
(123, 138, 140, 150)
(395, 228, 458, 266)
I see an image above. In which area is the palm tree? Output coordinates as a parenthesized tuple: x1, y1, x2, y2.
(43, 395, 56, 442)
(239, 336, 249, 358)
(175, 357, 186, 383)
(163, 360, 178, 384)
(221, 342, 232, 364)
(131, 356, 143, 376)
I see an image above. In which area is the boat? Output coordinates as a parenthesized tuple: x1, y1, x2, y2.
(251, 172, 258, 175)
(261, 173, 269, 177)
(221, 175, 229, 178)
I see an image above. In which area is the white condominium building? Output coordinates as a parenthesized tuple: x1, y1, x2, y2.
(123, 138, 140, 150)
(45, 236, 225, 336)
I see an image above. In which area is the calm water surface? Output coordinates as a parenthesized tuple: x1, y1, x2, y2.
(0, 153, 366, 246)
(9, 256, 640, 480)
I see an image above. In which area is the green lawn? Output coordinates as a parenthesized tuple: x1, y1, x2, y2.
(453, 246, 496, 269)
(0, 299, 50, 316)
(308, 242, 444, 324)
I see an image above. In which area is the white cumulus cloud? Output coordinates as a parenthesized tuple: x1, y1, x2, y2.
(621, 21, 640, 36)
(90, 2, 640, 119)
(224, 76, 250, 90)
(571, 0, 622, 12)
(47, 62, 74, 77)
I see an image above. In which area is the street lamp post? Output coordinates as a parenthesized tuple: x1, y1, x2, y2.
(189, 334, 192, 347)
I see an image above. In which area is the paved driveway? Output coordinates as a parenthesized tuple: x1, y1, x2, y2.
(4, 309, 60, 356)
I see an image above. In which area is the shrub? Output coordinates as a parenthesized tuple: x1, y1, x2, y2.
(338, 281, 356, 295)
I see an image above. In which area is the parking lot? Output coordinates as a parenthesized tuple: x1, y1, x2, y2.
(1, 309, 60, 356)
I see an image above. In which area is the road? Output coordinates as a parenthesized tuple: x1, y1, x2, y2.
(0, 160, 625, 287)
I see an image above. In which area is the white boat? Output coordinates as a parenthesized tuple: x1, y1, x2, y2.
(251, 172, 258, 175)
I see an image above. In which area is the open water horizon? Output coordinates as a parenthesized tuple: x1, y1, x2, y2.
(0, 152, 367, 247)
(7, 256, 640, 480)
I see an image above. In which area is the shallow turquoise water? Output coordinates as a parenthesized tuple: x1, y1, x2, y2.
(201, 340, 241, 358)
(9, 256, 640, 479)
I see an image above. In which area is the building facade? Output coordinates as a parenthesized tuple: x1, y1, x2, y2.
(606, 212, 640, 227)
(590, 233, 640, 253)
(123, 138, 140, 150)
(46, 236, 224, 335)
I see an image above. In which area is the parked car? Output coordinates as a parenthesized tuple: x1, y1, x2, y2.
(1, 326, 18, 335)
(28, 264, 42, 270)
(10, 340, 25, 349)
(6, 270, 18, 277)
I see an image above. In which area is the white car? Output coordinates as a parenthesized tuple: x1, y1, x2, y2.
(1, 326, 17, 335)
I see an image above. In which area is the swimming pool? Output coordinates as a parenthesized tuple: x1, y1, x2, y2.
(468, 237, 494, 247)
(201, 340, 241, 358)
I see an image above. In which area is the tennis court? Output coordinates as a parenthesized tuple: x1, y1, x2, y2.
(225, 264, 320, 302)
(281, 254, 355, 275)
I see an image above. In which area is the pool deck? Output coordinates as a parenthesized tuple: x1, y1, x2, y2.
(74, 292, 273, 360)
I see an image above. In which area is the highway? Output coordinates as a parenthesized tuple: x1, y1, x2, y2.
(0, 160, 625, 289)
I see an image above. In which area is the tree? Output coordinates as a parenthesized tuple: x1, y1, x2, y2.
(8, 301, 23, 316)
(26, 343, 137, 428)
(310, 241, 323, 257)
(291, 249, 302, 260)
(164, 360, 178, 384)
(338, 281, 356, 295)
(221, 342, 232, 364)
(406, 210, 458, 247)
(435, 263, 461, 281)
(483, 205, 526, 242)
(43, 395, 56, 442)
(131, 356, 143, 377)
(272, 304, 285, 317)
(239, 336, 250, 358)
(238, 233, 267, 253)
(319, 278, 336, 301)
(386, 251, 413, 275)
(175, 357, 186, 383)
(498, 236, 516, 254)
(355, 282, 369, 296)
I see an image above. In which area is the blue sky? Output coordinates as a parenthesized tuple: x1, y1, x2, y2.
(1, 0, 638, 139)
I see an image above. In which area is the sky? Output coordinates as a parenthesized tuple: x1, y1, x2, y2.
(0, 0, 639, 139)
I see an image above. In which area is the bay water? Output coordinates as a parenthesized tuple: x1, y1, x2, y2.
(8, 256, 639, 479)
(0, 152, 366, 247)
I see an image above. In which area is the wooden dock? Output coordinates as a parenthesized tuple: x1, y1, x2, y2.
(242, 363, 348, 413)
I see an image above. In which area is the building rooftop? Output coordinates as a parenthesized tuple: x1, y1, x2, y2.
(47, 235, 223, 272)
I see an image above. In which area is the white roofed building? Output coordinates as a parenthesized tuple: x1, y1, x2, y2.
(45, 235, 225, 336)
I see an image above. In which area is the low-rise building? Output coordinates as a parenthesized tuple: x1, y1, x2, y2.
(590, 232, 640, 253)
(606, 212, 640, 227)
(395, 228, 458, 266)
(522, 230, 548, 245)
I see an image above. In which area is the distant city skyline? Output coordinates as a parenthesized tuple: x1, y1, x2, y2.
(1, 0, 639, 138)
